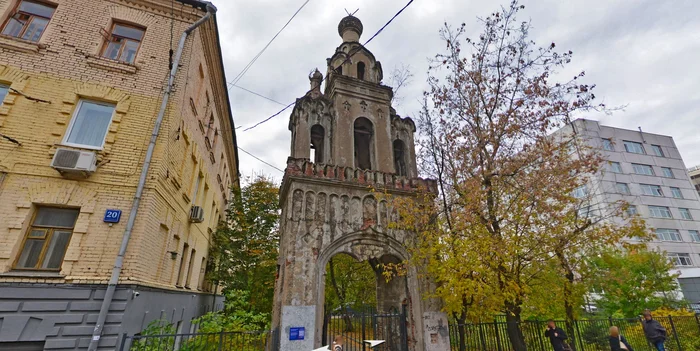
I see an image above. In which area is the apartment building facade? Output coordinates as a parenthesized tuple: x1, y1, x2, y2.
(687, 165, 700, 197)
(556, 119, 700, 303)
(0, 0, 238, 350)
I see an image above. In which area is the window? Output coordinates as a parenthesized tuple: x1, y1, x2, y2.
(176, 243, 189, 287)
(191, 172, 202, 204)
(625, 205, 638, 216)
(668, 253, 692, 267)
(577, 206, 597, 219)
(671, 187, 683, 199)
(608, 161, 622, 173)
(640, 184, 663, 196)
(661, 167, 673, 178)
(185, 248, 196, 288)
(690, 230, 700, 242)
(310, 124, 325, 163)
(602, 138, 614, 151)
(393, 139, 408, 176)
(632, 163, 654, 176)
(354, 117, 374, 170)
(197, 257, 207, 290)
(1, 0, 55, 42)
(656, 228, 682, 242)
(623, 141, 645, 154)
(649, 206, 672, 219)
(616, 182, 631, 195)
(680, 208, 693, 220)
(63, 100, 115, 149)
(572, 185, 588, 198)
(357, 62, 365, 80)
(651, 144, 664, 157)
(0, 84, 8, 103)
(101, 22, 145, 64)
(15, 207, 79, 270)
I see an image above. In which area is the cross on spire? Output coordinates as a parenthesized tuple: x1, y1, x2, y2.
(344, 8, 359, 16)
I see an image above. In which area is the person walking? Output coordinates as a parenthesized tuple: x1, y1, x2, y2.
(642, 311, 667, 351)
(544, 320, 569, 351)
(609, 326, 634, 351)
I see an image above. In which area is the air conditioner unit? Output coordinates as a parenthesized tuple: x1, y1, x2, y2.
(51, 148, 97, 173)
(189, 205, 205, 223)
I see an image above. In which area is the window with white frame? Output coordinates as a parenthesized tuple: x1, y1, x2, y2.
(602, 138, 614, 151)
(632, 163, 654, 176)
(625, 205, 638, 216)
(649, 206, 673, 219)
(0, 84, 8, 103)
(616, 182, 631, 195)
(623, 141, 645, 154)
(656, 228, 682, 242)
(63, 100, 115, 149)
(690, 230, 700, 242)
(668, 253, 692, 267)
(640, 184, 663, 196)
(661, 167, 674, 178)
(651, 145, 664, 157)
(679, 208, 693, 220)
(671, 187, 683, 199)
(572, 185, 588, 199)
(609, 161, 623, 173)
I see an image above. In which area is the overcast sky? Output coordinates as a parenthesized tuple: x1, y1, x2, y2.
(210, 0, 700, 180)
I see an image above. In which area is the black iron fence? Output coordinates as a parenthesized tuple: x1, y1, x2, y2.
(323, 305, 408, 351)
(449, 316, 700, 351)
(119, 329, 279, 351)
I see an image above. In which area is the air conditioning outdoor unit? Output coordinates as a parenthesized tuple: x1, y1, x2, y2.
(189, 205, 205, 223)
(51, 148, 97, 174)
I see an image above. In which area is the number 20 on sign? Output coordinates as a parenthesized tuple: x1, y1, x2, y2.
(104, 209, 122, 223)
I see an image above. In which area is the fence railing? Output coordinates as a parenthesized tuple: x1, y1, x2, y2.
(119, 329, 279, 351)
(449, 316, 700, 351)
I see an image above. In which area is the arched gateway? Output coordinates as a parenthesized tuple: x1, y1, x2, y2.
(271, 16, 450, 351)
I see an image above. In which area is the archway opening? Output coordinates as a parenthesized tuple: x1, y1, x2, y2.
(354, 117, 374, 170)
(393, 139, 407, 177)
(310, 124, 325, 163)
(357, 62, 366, 80)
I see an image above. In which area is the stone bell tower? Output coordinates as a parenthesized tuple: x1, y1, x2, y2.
(272, 15, 449, 351)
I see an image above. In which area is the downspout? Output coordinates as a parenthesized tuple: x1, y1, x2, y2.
(88, 3, 217, 350)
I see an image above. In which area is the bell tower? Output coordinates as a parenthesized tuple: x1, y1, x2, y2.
(273, 15, 449, 351)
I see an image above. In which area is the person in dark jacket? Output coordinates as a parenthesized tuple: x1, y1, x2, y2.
(544, 320, 569, 351)
(609, 326, 633, 351)
(642, 311, 667, 351)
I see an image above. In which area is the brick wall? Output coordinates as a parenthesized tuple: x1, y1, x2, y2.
(0, 0, 236, 294)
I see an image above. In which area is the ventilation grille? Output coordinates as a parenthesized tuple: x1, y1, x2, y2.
(53, 149, 80, 168)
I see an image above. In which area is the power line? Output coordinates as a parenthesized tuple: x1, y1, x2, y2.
(238, 147, 285, 173)
(241, 0, 415, 132)
(231, 84, 286, 106)
(228, 0, 311, 87)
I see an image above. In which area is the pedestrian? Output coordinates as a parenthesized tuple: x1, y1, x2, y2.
(609, 326, 633, 351)
(544, 319, 570, 351)
(642, 311, 667, 351)
(332, 335, 344, 351)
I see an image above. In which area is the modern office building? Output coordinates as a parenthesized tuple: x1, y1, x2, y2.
(0, 0, 237, 350)
(555, 119, 700, 303)
(687, 165, 700, 197)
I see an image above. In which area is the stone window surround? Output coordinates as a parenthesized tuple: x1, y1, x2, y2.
(0, 64, 29, 128)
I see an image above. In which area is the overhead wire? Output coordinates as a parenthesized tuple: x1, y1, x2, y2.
(238, 147, 285, 173)
(241, 0, 415, 132)
(228, 0, 311, 87)
(231, 84, 286, 106)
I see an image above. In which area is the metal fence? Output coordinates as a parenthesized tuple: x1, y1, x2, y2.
(119, 329, 279, 351)
(449, 316, 700, 351)
(323, 305, 408, 351)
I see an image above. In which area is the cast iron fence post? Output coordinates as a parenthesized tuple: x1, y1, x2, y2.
(494, 318, 503, 351)
(118, 333, 128, 351)
(575, 320, 585, 351)
(217, 330, 224, 351)
(478, 319, 487, 351)
(361, 310, 367, 351)
(668, 316, 682, 351)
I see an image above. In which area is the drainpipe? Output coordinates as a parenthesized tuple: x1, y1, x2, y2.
(88, 3, 217, 350)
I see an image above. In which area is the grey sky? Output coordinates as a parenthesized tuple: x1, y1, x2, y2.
(210, 0, 700, 179)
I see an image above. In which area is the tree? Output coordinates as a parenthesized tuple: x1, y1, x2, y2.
(207, 175, 280, 318)
(388, 64, 414, 106)
(402, 1, 610, 349)
(590, 245, 682, 318)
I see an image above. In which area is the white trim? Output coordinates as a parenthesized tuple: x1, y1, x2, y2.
(61, 99, 115, 150)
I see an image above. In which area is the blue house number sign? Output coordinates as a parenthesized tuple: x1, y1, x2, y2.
(289, 327, 305, 341)
(104, 209, 122, 223)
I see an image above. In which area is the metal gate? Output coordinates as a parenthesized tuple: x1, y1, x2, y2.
(323, 305, 408, 351)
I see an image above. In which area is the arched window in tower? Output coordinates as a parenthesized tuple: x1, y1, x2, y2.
(357, 62, 365, 80)
(354, 117, 374, 170)
(393, 139, 407, 176)
(310, 124, 325, 163)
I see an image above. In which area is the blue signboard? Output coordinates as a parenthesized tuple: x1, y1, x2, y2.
(104, 209, 122, 223)
(289, 327, 305, 341)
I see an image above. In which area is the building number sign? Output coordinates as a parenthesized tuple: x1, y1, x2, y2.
(104, 209, 122, 223)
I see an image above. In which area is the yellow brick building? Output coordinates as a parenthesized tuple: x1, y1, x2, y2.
(0, 0, 238, 349)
